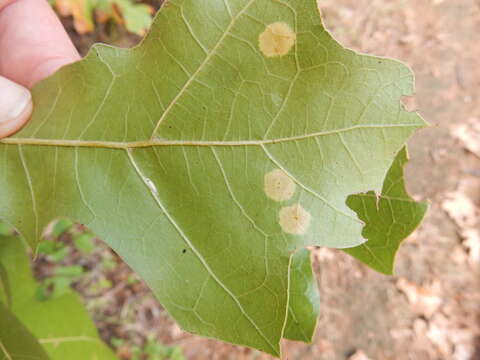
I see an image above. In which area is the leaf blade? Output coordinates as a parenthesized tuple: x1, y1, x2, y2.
(344, 148, 428, 274)
(0, 0, 426, 354)
(284, 248, 319, 343)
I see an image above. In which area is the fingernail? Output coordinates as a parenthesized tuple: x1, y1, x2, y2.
(0, 76, 32, 124)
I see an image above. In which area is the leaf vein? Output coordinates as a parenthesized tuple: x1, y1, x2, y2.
(2, 124, 421, 149)
(17, 145, 39, 239)
(125, 148, 278, 354)
(150, 0, 256, 138)
(260, 144, 361, 223)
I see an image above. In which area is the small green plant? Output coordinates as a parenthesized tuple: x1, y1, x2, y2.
(36, 219, 98, 299)
(36, 265, 84, 300)
(112, 337, 185, 360)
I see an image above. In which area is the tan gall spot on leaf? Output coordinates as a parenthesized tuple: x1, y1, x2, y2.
(259, 22, 296, 57)
(264, 169, 296, 201)
(279, 204, 311, 235)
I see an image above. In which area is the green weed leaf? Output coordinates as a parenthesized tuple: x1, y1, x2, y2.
(0, 302, 50, 360)
(0, 235, 116, 360)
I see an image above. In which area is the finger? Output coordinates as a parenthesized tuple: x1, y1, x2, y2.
(0, 76, 32, 137)
(0, 0, 80, 137)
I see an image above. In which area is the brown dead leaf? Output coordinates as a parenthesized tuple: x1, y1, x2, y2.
(111, 3, 125, 25)
(95, 9, 111, 24)
(426, 314, 452, 357)
(427, 313, 478, 360)
(413, 317, 428, 336)
(442, 178, 480, 268)
(116, 345, 132, 359)
(55, 0, 74, 16)
(442, 182, 479, 229)
(72, 0, 94, 34)
(450, 245, 469, 264)
(462, 228, 480, 266)
(55, 0, 94, 34)
(452, 117, 480, 158)
(348, 350, 371, 360)
(396, 278, 443, 318)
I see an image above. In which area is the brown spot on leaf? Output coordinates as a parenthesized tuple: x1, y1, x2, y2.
(279, 203, 311, 235)
(259, 22, 296, 57)
(264, 169, 296, 201)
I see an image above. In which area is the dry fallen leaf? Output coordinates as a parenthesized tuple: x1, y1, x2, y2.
(426, 314, 452, 357)
(452, 117, 480, 158)
(427, 313, 478, 360)
(462, 228, 480, 266)
(396, 278, 443, 318)
(54, 0, 94, 34)
(450, 245, 469, 264)
(442, 188, 478, 229)
(442, 178, 480, 268)
(348, 350, 372, 360)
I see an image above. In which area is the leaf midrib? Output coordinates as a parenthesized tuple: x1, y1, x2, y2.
(0, 342, 13, 360)
(0, 123, 419, 149)
(150, 0, 256, 138)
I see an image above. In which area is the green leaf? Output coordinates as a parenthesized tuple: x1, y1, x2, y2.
(73, 233, 96, 254)
(51, 218, 74, 238)
(143, 337, 185, 360)
(39, 265, 85, 300)
(55, 265, 84, 277)
(344, 148, 428, 275)
(37, 240, 58, 255)
(0, 0, 425, 355)
(49, 247, 69, 262)
(0, 302, 50, 360)
(114, 0, 153, 35)
(284, 248, 319, 343)
(0, 235, 117, 360)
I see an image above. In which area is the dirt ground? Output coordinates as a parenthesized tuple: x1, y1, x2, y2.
(53, 1, 480, 359)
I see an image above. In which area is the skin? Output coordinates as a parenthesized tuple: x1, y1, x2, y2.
(0, 0, 79, 138)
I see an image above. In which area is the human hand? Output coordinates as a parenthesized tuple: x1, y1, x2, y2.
(0, 0, 80, 138)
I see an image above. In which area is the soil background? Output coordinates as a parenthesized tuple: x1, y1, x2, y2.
(53, 0, 480, 359)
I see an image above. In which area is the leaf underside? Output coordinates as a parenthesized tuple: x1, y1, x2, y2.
(284, 248, 319, 343)
(344, 148, 428, 275)
(0, 0, 426, 355)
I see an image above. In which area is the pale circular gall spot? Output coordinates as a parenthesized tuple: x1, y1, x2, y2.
(259, 22, 296, 57)
(279, 204, 311, 235)
(264, 169, 296, 201)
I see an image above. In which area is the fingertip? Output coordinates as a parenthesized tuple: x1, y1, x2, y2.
(0, 0, 81, 137)
(0, 76, 32, 138)
(0, 99, 32, 138)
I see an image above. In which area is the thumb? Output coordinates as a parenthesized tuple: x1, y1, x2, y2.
(0, 76, 32, 138)
(0, 0, 80, 138)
